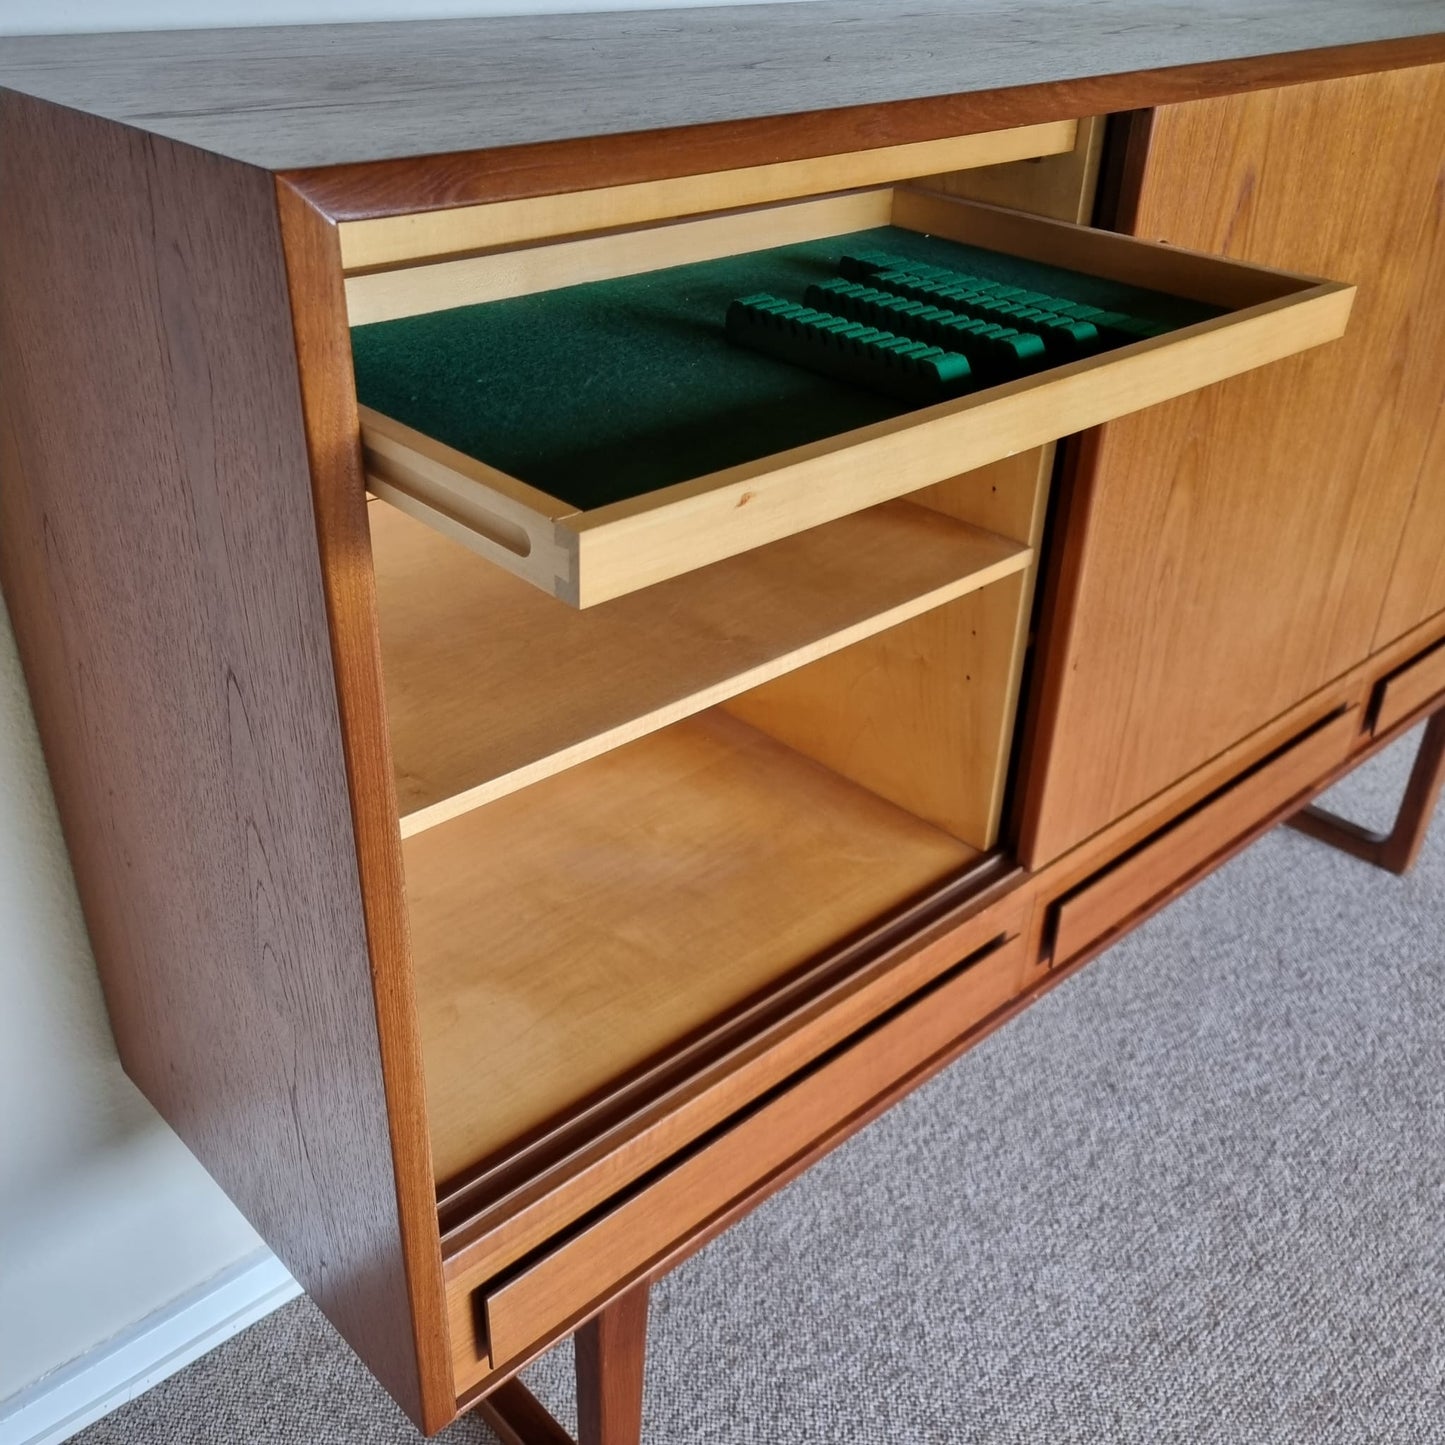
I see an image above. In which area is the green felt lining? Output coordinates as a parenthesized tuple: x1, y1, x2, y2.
(350, 225, 1220, 513)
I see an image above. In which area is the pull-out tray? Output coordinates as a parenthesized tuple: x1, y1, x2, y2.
(352, 187, 1353, 606)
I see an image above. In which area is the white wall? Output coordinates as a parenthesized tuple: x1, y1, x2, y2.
(0, 0, 812, 1419)
(0, 601, 267, 1404)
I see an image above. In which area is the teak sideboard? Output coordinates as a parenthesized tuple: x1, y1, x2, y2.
(3, 7, 1445, 1440)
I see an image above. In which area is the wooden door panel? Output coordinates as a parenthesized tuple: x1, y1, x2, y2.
(1377, 395, 1445, 648)
(1022, 64, 1445, 866)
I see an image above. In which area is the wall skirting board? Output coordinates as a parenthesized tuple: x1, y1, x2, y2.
(0, 1252, 300, 1445)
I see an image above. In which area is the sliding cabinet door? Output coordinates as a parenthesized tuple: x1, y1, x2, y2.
(1020, 64, 1445, 866)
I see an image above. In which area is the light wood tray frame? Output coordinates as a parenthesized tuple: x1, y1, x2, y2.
(350, 185, 1353, 607)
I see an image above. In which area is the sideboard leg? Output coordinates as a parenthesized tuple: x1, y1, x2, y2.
(1289, 709, 1445, 875)
(477, 1378, 576, 1445)
(576, 1280, 651, 1445)
(472, 1280, 651, 1445)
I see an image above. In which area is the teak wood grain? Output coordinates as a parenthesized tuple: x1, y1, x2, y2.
(1377, 398, 1445, 646)
(274, 186, 454, 1427)
(370, 498, 1029, 835)
(1036, 687, 1442, 984)
(450, 916, 1045, 1412)
(408, 711, 980, 1187)
(575, 1283, 651, 1445)
(1372, 637, 1445, 738)
(0, 95, 437, 1427)
(1022, 604, 1445, 976)
(474, 1280, 652, 1445)
(1049, 706, 1360, 964)
(1020, 62, 1445, 867)
(3, 10, 1443, 175)
(454, 653, 1440, 1407)
(5, 16, 1445, 1438)
(1018, 603, 1445, 968)
(289, 33, 1445, 231)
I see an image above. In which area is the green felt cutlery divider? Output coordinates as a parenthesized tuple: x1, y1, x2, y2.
(839, 250, 1171, 340)
(725, 294, 974, 404)
(824, 269, 1101, 359)
(802, 279, 1049, 376)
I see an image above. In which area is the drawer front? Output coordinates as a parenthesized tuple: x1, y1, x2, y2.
(459, 932, 1024, 1381)
(1373, 638, 1445, 737)
(1050, 706, 1361, 966)
(356, 188, 1352, 608)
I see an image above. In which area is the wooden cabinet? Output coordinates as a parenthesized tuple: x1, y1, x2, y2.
(2, 18, 1443, 1444)
(1020, 64, 1445, 866)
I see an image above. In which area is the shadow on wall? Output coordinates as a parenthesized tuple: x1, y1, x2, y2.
(0, 596, 140, 1187)
(0, 599, 264, 1403)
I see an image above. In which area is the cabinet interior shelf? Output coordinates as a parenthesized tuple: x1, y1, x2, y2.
(407, 709, 981, 1187)
(373, 497, 1031, 836)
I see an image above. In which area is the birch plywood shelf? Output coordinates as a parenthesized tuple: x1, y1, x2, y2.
(372, 497, 1031, 836)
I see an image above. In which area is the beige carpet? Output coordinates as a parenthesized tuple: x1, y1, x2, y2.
(73, 727, 1445, 1444)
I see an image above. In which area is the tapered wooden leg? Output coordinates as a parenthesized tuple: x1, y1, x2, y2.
(1289, 709, 1445, 875)
(576, 1281, 650, 1445)
(474, 1281, 651, 1445)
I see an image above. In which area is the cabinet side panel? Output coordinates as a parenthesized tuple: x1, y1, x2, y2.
(0, 96, 426, 1423)
(275, 181, 454, 1431)
(1021, 63, 1445, 865)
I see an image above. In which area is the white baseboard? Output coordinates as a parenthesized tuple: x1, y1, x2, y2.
(0, 1251, 301, 1445)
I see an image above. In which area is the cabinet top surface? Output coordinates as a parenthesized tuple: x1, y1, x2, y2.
(0, 1, 1442, 172)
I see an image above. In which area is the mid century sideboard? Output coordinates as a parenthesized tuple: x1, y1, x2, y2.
(2, 6, 1444, 1440)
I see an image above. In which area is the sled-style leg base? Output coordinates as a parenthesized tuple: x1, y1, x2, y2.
(1289, 710, 1445, 875)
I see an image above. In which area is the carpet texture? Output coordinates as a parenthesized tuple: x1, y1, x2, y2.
(72, 727, 1445, 1444)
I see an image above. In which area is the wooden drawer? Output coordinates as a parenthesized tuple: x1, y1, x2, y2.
(1048, 706, 1361, 966)
(1372, 636, 1445, 736)
(351, 186, 1353, 607)
(451, 930, 1025, 1385)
